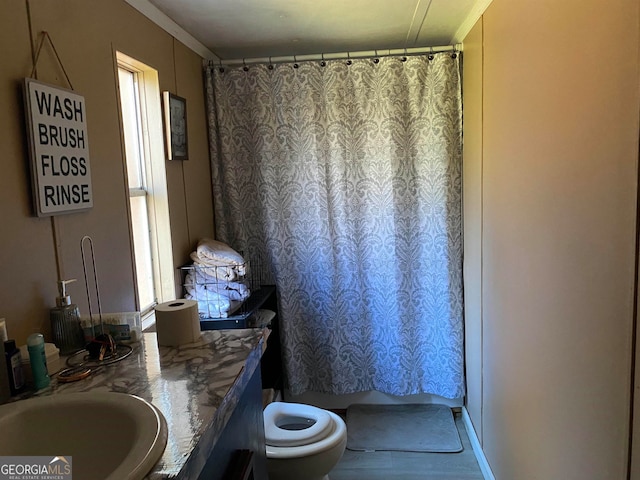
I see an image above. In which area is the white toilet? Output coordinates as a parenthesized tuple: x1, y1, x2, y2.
(263, 402, 347, 480)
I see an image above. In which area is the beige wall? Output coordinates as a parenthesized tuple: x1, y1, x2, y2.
(0, 0, 214, 344)
(462, 16, 484, 443)
(463, 0, 640, 478)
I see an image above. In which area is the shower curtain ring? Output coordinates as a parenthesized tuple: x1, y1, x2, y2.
(293, 55, 299, 69)
(346, 51, 352, 66)
(320, 53, 326, 67)
(243, 59, 249, 71)
(218, 58, 224, 73)
(428, 46, 435, 61)
(373, 49, 379, 64)
(268, 56, 274, 70)
(402, 48, 407, 62)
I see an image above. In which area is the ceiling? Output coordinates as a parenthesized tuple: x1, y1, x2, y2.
(129, 0, 492, 61)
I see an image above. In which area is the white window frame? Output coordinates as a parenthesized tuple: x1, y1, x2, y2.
(116, 52, 174, 328)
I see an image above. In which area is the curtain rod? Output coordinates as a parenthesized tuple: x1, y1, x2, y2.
(215, 43, 462, 67)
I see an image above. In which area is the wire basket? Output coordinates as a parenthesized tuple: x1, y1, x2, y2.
(180, 258, 264, 319)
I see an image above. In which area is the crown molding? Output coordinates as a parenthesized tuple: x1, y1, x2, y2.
(453, 0, 493, 43)
(124, 0, 219, 61)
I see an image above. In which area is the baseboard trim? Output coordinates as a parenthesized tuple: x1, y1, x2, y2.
(462, 407, 495, 480)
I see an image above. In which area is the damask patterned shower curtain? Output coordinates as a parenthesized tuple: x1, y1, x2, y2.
(204, 53, 464, 398)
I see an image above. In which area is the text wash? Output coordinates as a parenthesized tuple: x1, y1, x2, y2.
(35, 90, 84, 122)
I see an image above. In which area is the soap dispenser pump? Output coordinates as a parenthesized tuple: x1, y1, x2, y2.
(50, 279, 85, 355)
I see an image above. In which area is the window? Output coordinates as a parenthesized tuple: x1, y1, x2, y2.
(116, 53, 174, 328)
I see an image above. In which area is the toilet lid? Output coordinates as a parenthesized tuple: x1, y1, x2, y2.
(264, 402, 334, 447)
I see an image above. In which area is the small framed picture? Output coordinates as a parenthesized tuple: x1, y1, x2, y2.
(162, 91, 188, 160)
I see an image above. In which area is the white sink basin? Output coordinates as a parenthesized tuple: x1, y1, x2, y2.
(0, 392, 168, 480)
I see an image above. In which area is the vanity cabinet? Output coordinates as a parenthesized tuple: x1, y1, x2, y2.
(48, 289, 276, 479)
(198, 364, 268, 480)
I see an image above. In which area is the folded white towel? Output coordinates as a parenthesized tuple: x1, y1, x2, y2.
(184, 239, 249, 318)
(220, 281, 250, 301)
(184, 277, 232, 317)
(194, 239, 245, 267)
(184, 272, 250, 301)
(194, 277, 250, 302)
(189, 252, 245, 281)
(188, 297, 231, 318)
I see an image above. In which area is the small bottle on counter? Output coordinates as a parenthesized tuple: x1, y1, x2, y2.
(4, 340, 24, 395)
(27, 333, 50, 390)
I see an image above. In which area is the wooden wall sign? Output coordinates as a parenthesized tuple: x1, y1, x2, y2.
(23, 78, 93, 216)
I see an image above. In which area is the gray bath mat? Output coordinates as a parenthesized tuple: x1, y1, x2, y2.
(346, 403, 462, 453)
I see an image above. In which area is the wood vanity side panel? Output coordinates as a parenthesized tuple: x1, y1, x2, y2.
(198, 365, 268, 480)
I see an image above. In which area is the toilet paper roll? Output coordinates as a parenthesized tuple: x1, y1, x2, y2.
(155, 300, 201, 347)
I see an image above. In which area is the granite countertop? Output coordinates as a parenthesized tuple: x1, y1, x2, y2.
(30, 328, 268, 479)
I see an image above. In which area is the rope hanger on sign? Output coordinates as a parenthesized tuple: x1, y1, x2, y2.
(28, 30, 78, 283)
(30, 31, 74, 90)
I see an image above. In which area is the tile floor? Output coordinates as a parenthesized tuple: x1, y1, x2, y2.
(329, 414, 485, 480)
